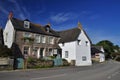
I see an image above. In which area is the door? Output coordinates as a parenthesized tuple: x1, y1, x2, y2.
(40, 48, 44, 58)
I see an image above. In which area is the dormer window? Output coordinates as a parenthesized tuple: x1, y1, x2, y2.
(24, 20, 30, 28)
(46, 23, 51, 32)
(46, 27, 50, 32)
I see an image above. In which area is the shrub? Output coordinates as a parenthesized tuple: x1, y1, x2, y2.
(62, 59, 70, 66)
(115, 56, 120, 61)
(27, 57, 54, 69)
(0, 45, 13, 57)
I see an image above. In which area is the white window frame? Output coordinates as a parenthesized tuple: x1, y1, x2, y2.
(53, 49, 57, 54)
(48, 36, 54, 44)
(65, 51, 69, 58)
(41, 35, 46, 43)
(34, 34, 41, 43)
(24, 21, 30, 28)
(23, 46, 30, 55)
(33, 47, 39, 56)
(46, 27, 50, 32)
(23, 32, 31, 37)
(82, 56, 87, 61)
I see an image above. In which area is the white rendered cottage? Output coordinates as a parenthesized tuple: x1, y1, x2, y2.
(91, 46, 105, 62)
(58, 22, 92, 66)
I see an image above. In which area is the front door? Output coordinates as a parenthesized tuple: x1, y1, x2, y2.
(40, 48, 44, 58)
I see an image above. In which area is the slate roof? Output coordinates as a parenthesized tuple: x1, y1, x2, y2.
(91, 46, 103, 55)
(58, 28, 81, 43)
(58, 27, 92, 43)
(93, 46, 103, 50)
(11, 18, 59, 37)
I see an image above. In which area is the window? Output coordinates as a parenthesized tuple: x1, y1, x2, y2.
(24, 21, 30, 28)
(85, 41, 89, 46)
(5, 32, 8, 42)
(46, 27, 50, 32)
(33, 47, 39, 56)
(23, 46, 29, 54)
(65, 51, 69, 58)
(23, 32, 31, 37)
(49, 49, 53, 56)
(82, 56, 87, 61)
(62, 42, 64, 46)
(34, 34, 41, 43)
(41, 35, 46, 43)
(53, 49, 57, 54)
(77, 40, 81, 45)
(48, 36, 54, 44)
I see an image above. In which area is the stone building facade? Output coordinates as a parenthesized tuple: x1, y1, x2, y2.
(3, 13, 61, 59)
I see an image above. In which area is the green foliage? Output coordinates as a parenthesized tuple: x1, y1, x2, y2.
(115, 56, 120, 61)
(21, 37, 34, 41)
(96, 40, 120, 59)
(27, 57, 54, 69)
(62, 59, 70, 66)
(0, 44, 12, 57)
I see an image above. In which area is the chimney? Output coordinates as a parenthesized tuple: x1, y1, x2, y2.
(8, 11, 13, 19)
(47, 22, 51, 27)
(78, 21, 83, 30)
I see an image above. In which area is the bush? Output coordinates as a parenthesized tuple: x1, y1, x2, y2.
(0, 45, 13, 57)
(115, 57, 120, 61)
(27, 57, 54, 69)
(62, 59, 70, 66)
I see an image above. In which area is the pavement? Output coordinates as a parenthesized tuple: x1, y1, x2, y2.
(0, 60, 120, 80)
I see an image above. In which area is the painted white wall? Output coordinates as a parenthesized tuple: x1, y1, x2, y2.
(99, 47, 105, 62)
(3, 19, 15, 48)
(99, 53, 105, 62)
(75, 30, 92, 66)
(59, 30, 92, 66)
(59, 41, 76, 62)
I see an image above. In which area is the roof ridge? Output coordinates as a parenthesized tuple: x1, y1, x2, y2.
(58, 27, 80, 32)
(12, 17, 43, 27)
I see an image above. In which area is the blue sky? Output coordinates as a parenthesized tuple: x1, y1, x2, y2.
(0, 0, 120, 46)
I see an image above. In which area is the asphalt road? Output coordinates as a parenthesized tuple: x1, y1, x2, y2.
(0, 60, 120, 80)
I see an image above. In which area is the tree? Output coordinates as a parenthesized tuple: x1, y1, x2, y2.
(0, 44, 13, 57)
(96, 40, 115, 59)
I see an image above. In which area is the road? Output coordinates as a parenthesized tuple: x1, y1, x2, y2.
(0, 60, 120, 80)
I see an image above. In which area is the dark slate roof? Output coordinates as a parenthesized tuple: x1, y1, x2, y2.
(58, 28, 81, 43)
(93, 46, 103, 50)
(11, 18, 59, 37)
(91, 46, 103, 55)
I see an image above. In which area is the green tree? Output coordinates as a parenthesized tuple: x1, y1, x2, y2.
(96, 40, 115, 59)
(0, 44, 13, 57)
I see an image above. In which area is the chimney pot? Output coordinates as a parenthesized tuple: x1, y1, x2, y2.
(8, 11, 13, 19)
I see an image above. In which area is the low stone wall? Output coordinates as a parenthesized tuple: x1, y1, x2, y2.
(0, 58, 9, 65)
(0, 58, 14, 70)
(92, 58, 100, 62)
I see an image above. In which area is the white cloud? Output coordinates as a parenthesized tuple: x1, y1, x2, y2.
(50, 12, 78, 23)
(22, 7, 30, 19)
(8, 0, 30, 19)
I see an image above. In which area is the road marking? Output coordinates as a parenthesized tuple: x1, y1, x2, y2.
(31, 74, 66, 80)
